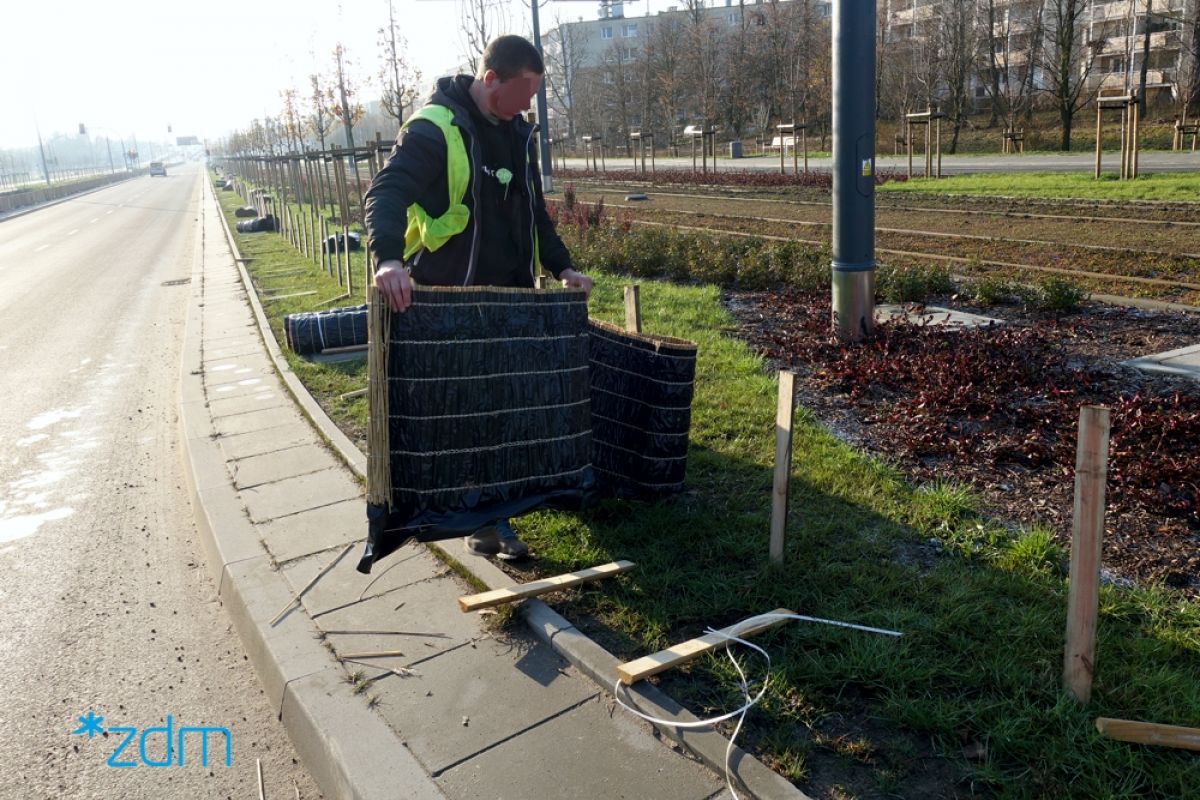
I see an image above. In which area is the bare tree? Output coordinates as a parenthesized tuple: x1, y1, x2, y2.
(545, 13, 586, 141)
(378, 0, 423, 134)
(1183, 0, 1200, 119)
(280, 88, 305, 152)
(648, 16, 689, 153)
(938, 0, 980, 152)
(331, 42, 367, 150)
(458, 0, 510, 75)
(308, 73, 336, 150)
(1039, 0, 1100, 150)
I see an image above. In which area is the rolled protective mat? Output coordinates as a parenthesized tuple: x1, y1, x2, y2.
(587, 319, 696, 497)
(283, 304, 368, 355)
(360, 286, 594, 573)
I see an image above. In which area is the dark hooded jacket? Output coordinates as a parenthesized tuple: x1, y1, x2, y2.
(363, 75, 573, 288)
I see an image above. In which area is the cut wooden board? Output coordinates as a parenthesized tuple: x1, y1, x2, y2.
(1096, 717, 1200, 752)
(617, 608, 795, 685)
(457, 560, 635, 612)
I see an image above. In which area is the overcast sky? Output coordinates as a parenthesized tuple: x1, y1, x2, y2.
(0, 0, 673, 150)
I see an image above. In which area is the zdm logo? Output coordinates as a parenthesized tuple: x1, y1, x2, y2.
(72, 710, 232, 768)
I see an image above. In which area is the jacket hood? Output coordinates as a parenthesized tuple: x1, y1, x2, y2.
(427, 75, 535, 137)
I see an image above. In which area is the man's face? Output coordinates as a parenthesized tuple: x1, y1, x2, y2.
(485, 69, 542, 121)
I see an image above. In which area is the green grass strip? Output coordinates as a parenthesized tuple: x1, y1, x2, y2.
(880, 171, 1200, 202)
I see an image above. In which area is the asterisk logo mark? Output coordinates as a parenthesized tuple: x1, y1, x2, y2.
(72, 710, 105, 739)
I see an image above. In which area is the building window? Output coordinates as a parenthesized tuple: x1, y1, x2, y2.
(601, 26, 613, 39)
(622, 23, 638, 37)
(727, 12, 737, 23)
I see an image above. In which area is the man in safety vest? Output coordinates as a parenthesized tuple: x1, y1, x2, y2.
(364, 34, 593, 561)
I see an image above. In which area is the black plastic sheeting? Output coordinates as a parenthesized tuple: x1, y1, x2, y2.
(323, 231, 361, 253)
(234, 206, 259, 218)
(235, 215, 276, 233)
(588, 320, 697, 497)
(283, 305, 368, 356)
(359, 288, 595, 573)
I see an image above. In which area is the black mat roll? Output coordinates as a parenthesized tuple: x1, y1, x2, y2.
(360, 287, 594, 572)
(588, 319, 697, 497)
(283, 305, 368, 355)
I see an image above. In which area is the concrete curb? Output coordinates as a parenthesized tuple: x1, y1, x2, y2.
(204, 173, 809, 799)
(179, 178, 446, 799)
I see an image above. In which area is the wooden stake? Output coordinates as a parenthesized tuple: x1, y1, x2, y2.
(769, 371, 796, 564)
(1095, 718, 1200, 752)
(256, 758, 265, 800)
(457, 560, 635, 612)
(1063, 405, 1110, 704)
(270, 542, 356, 626)
(338, 649, 407, 660)
(623, 285, 642, 333)
(339, 388, 368, 401)
(617, 608, 795, 685)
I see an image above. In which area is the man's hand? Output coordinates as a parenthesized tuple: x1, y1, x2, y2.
(375, 260, 413, 312)
(559, 268, 594, 298)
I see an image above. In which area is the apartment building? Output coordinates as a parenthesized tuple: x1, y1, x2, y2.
(543, 0, 830, 136)
(881, 0, 1196, 108)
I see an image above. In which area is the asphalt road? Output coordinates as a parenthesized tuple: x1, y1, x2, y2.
(0, 166, 322, 799)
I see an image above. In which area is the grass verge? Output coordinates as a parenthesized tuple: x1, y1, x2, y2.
(212, 176, 1199, 798)
(879, 171, 1200, 202)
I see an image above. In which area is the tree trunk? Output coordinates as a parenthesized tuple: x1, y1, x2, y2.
(1060, 106, 1073, 151)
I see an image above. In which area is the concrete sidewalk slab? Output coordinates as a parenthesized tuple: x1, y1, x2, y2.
(1124, 342, 1200, 381)
(240, 467, 362, 523)
(216, 422, 317, 461)
(256, 499, 365, 564)
(231, 443, 332, 488)
(436, 697, 721, 800)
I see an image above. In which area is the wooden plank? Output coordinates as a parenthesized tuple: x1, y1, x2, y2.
(623, 284, 642, 333)
(769, 371, 796, 564)
(617, 608, 795, 685)
(457, 560, 635, 612)
(1095, 718, 1200, 752)
(1063, 405, 1110, 704)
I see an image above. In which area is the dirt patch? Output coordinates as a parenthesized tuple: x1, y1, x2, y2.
(726, 290, 1200, 595)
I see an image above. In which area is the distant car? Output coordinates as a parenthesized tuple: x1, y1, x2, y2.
(149, 162, 167, 176)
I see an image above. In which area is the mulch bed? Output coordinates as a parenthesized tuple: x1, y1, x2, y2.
(726, 289, 1200, 594)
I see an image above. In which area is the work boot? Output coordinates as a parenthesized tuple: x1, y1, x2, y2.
(464, 520, 529, 560)
(493, 520, 530, 560)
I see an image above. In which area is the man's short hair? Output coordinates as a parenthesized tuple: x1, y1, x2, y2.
(480, 35, 544, 80)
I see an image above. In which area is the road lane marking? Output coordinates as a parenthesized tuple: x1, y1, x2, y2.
(106, 210, 113, 215)
(89, 218, 98, 224)
(35, 244, 50, 252)
(68, 229, 78, 236)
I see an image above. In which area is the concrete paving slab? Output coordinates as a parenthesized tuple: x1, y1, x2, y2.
(256, 498, 366, 564)
(204, 366, 277, 389)
(372, 634, 598, 774)
(231, 443, 332, 488)
(240, 467, 362, 523)
(1124, 342, 1200, 381)
(214, 405, 307, 437)
(204, 343, 268, 361)
(217, 422, 316, 461)
(435, 693, 723, 800)
(281, 546, 483, 659)
(221, 556, 338, 710)
(280, 667, 448, 800)
(205, 375, 282, 399)
(207, 389, 287, 419)
(203, 354, 275, 374)
(876, 304, 1003, 328)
